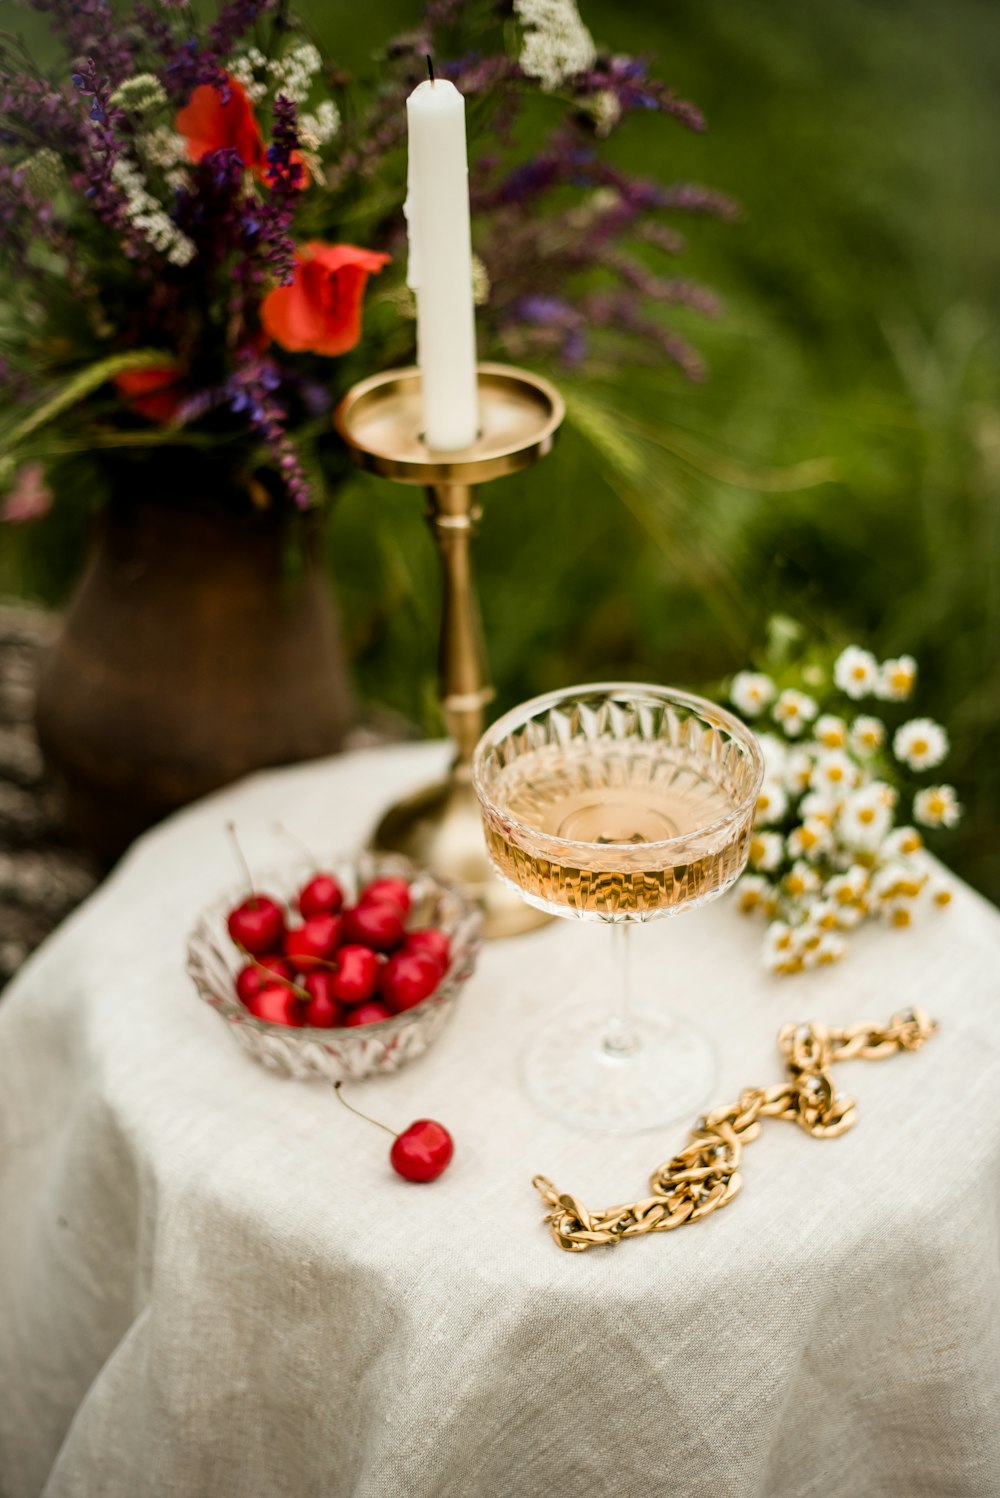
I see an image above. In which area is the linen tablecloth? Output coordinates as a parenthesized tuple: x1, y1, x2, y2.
(2, 742, 999, 1498)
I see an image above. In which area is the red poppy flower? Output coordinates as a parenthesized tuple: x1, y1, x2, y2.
(260, 242, 391, 357)
(114, 367, 185, 424)
(175, 76, 267, 174)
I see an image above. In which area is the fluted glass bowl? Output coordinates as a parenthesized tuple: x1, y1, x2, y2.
(187, 852, 484, 1081)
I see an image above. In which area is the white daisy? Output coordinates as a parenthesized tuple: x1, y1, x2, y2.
(875, 655, 917, 702)
(736, 873, 770, 914)
(849, 715, 885, 756)
(927, 875, 953, 909)
(784, 860, 821, 899)
(815, 714, 847, 749)
(805, 898, 840, 931)
(838, 787, 893, 850)
(870, 862, 926, 902)
(833, 645, 879, 700)
(913, 785, 962, 829)
(893, 718, 949, 771)
(800, 790, 837, 825)
(784, 747, 814, 794)
(826, 866, 869, 904)
(748, 831, 784, 872)
(801, 927, 846, 968)
(773, 689, 818, 738)
(756, 732, 788, 778)
(809, 749, 856, 796)
(880, 826, 922, 859)
(730, 671, 776, 718)
(754, 780, 789, 826)
(786, 818, 833, 861)
(763, 921, 803, 975)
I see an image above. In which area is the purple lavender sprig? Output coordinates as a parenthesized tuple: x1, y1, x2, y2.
(259, 95, 303, 288)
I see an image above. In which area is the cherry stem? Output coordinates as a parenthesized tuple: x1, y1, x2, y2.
(226, 821, 256, 897)
(272, 821, 318, 871)
(333, 1081, 398, 1139)
(250, 957, 310, 1002)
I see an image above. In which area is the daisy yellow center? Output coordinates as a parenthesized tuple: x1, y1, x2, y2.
(852, 665, 867, 680)
(828, 765, 845, 781)
(891, 669, 912, 691)
(858, 806, 875, 824)
(912, 738, 928, 756)
(928, 794, 945, 815)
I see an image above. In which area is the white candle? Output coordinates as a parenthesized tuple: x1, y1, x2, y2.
(405, 76, 479, 452)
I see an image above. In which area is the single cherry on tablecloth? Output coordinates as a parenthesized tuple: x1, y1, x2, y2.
(333, 1082, 454, 1182)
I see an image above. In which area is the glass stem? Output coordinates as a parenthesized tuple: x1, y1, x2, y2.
(602, 921, 641, 1058)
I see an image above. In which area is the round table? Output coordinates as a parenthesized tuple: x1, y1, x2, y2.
(2, 743, 999, 1498)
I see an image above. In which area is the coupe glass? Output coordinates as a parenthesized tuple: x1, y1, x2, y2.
(472, 683, 764, 1133)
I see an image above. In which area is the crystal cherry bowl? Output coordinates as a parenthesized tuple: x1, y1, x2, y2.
(187, 852, 483, 1082)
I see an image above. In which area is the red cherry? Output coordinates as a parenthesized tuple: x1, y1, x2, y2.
(333, 1083, 453, 1184)
(343, 1000, 393, 1027)
(340, 902, 405, 952)
(358, 877, 412, 917)
(245, 983, 305, 1027)
(227, 896, 285, 957)
(302, 971, 343, 1028)
(390, 1120, 454, 1183)
(303, 969, 340, 1013)
(298, 873, 344, 919)
(328, 944, 379, 1005)
(235, 956, 293, 1006)
(284, 914, 341, 969)
(404, 928, 450, 971)
(380, 950, 442, 1014)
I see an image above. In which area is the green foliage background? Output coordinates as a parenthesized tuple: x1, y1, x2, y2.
(3, 0, 998, 899)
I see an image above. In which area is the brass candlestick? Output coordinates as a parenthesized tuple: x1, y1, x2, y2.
(335, 362, 564, 938)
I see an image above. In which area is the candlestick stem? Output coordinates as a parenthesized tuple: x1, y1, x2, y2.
(334, 363, 564, 938)
(428, 483, 493, 767)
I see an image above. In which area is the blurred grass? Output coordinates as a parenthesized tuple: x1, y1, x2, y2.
(3, 0, 999, 899)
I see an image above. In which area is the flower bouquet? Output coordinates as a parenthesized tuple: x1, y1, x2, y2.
(727, 620, 961, 974)
(0, 0, 734, 514)
(1, 0, 735, 855)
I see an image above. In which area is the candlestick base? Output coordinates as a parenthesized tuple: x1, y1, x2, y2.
(335, 363, 564, 939)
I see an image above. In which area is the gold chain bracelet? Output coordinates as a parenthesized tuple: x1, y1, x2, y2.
(533, 1007, 937, 1253)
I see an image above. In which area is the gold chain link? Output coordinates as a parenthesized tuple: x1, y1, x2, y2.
(532, 1008, 937, 1253)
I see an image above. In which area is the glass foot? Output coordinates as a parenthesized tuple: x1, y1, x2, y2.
(522, 1006, 717, 1134)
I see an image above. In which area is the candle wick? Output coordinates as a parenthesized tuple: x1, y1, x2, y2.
(426, 53, 435, 85)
